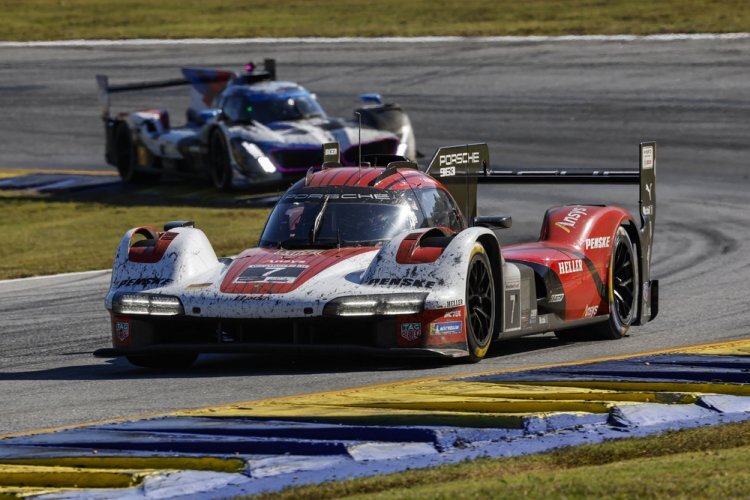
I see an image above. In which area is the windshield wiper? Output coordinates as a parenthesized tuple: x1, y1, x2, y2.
(309, 195, 330, 245)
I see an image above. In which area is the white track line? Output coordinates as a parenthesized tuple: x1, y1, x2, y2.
(0, 33, 748, 47)
(0, 269, 110, 284)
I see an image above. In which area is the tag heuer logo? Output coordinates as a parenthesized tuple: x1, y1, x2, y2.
(400, 322, 421, 341)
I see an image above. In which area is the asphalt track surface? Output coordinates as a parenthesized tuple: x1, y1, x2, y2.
(1, 39, 748, 435)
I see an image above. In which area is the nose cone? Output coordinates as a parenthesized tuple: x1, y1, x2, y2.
(220, 247, 377, 295)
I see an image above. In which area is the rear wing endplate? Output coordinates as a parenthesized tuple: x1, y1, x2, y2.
(427, 141, 657, 324)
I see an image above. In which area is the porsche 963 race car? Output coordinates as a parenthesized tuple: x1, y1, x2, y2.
(96, 59, 416, 190)
(96, 141, 659, 368)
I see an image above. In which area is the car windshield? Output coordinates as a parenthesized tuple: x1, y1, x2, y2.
(260, 192, 423, 248)
(224, 94, 326, 124)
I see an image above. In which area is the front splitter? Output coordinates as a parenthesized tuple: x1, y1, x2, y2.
(93, 343, 470, 359)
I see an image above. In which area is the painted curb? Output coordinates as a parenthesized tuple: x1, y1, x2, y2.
(2, 339, 750, 497)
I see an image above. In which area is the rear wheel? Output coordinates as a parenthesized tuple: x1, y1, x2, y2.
(126, 353, 197, 370)
(555, 226, 639, 341)
(465, 244, 495, 362)
(113, 124, 160, 184)
(210, 131, 233, 191)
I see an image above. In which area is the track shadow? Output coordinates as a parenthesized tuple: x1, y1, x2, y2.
(0, 335, 566, 382)
(0, 173, 287, 209)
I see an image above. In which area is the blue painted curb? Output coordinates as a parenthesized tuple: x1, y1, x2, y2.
(4, 349, 750, 497)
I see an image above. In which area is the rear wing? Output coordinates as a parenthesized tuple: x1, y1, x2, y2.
(427, 142, 657, 324)
(95, 59, 276, 119)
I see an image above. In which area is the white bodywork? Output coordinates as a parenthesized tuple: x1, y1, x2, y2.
(106, 226, 501, 320)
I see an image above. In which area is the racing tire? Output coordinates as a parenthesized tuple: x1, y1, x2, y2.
(126, 353, 198, 370)
(113, 124, 160, 184)
(555, 226, 639, 341)
(465, 244, 495, 362)
(209, 131, 233, 191)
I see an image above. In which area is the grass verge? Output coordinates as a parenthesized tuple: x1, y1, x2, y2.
(256, 419, 750, 499)
(0, 193, 269, 279)
(0, 0, 747, 40)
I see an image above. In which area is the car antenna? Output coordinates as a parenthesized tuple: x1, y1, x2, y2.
(355, 111, 362, 181)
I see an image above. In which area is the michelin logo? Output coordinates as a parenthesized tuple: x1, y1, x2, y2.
(430, 321, 463, 336)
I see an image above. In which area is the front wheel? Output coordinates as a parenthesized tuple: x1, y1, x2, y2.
(126, 353, 197, 370)
(465, 244, 495, 362)
(210, 132, 233, 191)
(556, 226, 639, 341)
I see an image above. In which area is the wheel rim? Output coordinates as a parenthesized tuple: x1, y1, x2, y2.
(468, 257, 493, 345)
(612, 237, 636, 323)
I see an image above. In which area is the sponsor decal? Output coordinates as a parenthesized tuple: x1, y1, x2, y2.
(273, 249, 325, 257)
(444, 309, 462, 318)
(439, 166, 456, 177)
(645, 182, 653, 200)
(530, 309, 538, 325)
(505, 278, 521, 290)
(554, 207, 588, 233)
(549, 293, 565, 303)
(642, 205, 654, 216)
(439, 151, 480, 167)
(116, 277, 172, 288)
(585, 236, 611, 250)
(112, 316, 131, 346)
(232, 294, 270, 301)
(557, 259, 583, 275)
(539, 315, 549, 325)
(368, 278, 436, 288)
(446, 299, 463, 308)
(324, 147, 338, 156)
(400, 322, 422, 341)
(115, 321, 130, 342)
(235, 265, 308, 284)
(583, 304, 599, 318)
(284, 193, 393, 201)
(430, 321, 463, 336)
(642, 145, 654, 169)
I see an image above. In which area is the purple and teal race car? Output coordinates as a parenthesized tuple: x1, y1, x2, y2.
(96, 59, 417, 190)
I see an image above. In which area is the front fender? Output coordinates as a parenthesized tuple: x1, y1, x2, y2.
(105, 226, 221, 309)
(363, 227, 499, 309)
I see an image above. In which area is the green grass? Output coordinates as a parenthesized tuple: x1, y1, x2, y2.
(0, 194, 269, 279)
(256, 419, 750, 499)
(0, 0, 747, 40)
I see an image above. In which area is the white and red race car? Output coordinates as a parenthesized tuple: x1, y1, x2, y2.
(96, 142, 658, 368)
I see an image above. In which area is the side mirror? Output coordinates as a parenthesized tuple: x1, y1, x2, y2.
(473, 215, 512, 230)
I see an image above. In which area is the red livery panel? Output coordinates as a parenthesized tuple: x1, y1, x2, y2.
(220, 247, 376, 295)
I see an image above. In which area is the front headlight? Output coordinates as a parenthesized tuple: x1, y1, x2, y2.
(241, 141, 277, 173)
(323, 293, 426, 317)
(113, 293, 184, 316)
(396, 123, 412, 157)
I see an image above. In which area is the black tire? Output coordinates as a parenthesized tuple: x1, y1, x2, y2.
(209, 131, 233, 191)
(113, 124, 160, 184)
(126, 353, 197, 370)
(465, 244, 495, 362)
(555, 226, 639, 341)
